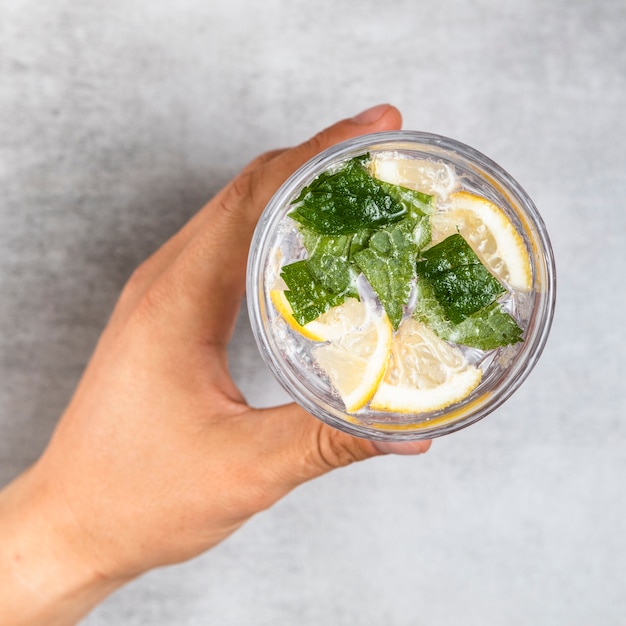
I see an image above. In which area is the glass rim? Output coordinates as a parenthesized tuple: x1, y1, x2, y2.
(246, 130, 556, 441)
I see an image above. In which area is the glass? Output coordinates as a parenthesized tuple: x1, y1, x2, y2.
(247, 131, 556, 441)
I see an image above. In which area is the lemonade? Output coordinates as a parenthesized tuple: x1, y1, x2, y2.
(247, 132, 555, 440)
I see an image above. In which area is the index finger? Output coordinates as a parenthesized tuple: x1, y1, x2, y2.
(157, 104, 403, 344)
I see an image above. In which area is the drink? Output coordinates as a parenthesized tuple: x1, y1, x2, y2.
(247, 132, 555, 440)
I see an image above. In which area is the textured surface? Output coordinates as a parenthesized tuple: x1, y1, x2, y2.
(2, 1, 625, 624)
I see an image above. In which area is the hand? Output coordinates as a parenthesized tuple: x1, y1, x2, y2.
(0, 104, 430, 625)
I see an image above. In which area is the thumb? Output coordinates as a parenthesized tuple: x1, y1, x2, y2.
(257, 404, 431, 487)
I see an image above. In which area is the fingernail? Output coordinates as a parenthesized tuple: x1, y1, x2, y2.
(372, 440, 432, 456)
(351, 103, 391, 125)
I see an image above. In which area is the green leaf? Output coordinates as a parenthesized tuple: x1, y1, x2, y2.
(411, 211, 432, 251)
(281, 156, 523, 349)
(280, 261, 346, 326)
(378, 179, 434, 218)
(290, 174, 432, 330)
(299, 228, 356, 296)
(415, 234, 505, 324)
(289, 156, 408, 235)
(353, 217, 428, 330)
(348, 228, 374, 258)
(413, 279, 523, 349)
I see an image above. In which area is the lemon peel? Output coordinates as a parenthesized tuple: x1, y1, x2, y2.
(431, 191, 532, 291)
(313, 302, 393, 413)
(370, 318, 482, 414)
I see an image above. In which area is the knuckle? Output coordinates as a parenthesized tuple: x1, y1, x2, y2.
(218, 168, 257, 219)
(247, 148, 282, 170)
(115, 263, 152, 314)
(312, 423, 369, 472)
(128, 275, 175, 327)
(304, 129, 330, 157)
(216, 149, 284, 222)
(123, 260, 154, 297)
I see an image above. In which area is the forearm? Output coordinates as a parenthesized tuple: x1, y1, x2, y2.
(0, 465, 126, 626)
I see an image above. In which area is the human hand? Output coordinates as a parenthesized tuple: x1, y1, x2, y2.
(0, 104, 430, 625)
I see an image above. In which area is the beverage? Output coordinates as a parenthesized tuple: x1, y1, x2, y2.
(247, 132, 555, 440)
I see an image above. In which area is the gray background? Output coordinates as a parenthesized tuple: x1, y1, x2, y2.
(1, 1, 625, 624)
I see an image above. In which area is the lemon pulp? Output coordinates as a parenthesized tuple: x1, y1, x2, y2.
(370, 318, 482, 413)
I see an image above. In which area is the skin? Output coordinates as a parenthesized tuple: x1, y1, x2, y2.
(0, 104, 430, 626)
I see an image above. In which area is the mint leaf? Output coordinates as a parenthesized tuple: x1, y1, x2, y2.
(349, 228, 374, 257)
(378, 180, 434, 218)
(299, 228, 356, 296)
(354, 215, 430, 330)
(415, 234, 505, 324)
(411, 211, 432, 250)
(413, 279, 523, 349)
(280, 261, 345, 326)
(289, 166, 433, 330)
(289, 156, 407, 235)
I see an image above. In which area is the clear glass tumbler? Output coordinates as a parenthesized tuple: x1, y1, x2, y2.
(247, 131, 556, 441)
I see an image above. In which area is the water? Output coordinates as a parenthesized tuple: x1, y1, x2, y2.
(256, 148, 541, 429)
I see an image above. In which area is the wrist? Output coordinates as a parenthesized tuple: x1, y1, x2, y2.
(0, 463, 129, 626)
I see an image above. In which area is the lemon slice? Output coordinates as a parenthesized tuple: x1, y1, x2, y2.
(313, 302, 393, 413)
(271, 290, 369, 343)
(370, 318, 482, 413)
(431, 191, 532, 291)
(369, 153, 459, 200)
(271, 289, 324, 341)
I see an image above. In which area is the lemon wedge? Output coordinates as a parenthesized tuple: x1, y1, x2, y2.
(370, 318, 482, 414)
(313, 301, 393, 413)
(369, 153, 459, 200)
(430, 191, 532, 291)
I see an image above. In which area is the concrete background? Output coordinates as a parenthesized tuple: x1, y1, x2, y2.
(1, 1, 625, 624)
